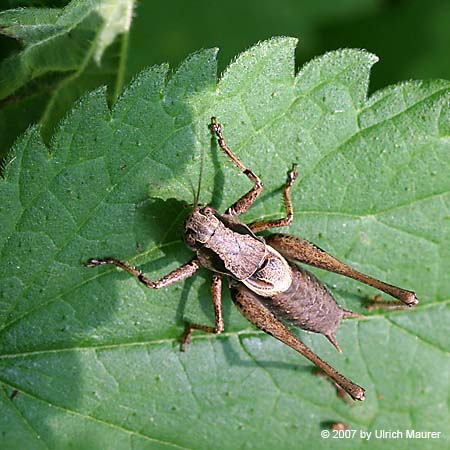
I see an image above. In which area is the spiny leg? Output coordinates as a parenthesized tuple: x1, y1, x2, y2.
(181, 273, 224, 351)
(365, 294, 411, 311)
(230, 283, 365, 401)
(86, 257, 201, 289)
(313, 368, 355, 405)
(210, 117, 263, 216)
(249, 164, 299, 233)
(267, 234, 418, 306)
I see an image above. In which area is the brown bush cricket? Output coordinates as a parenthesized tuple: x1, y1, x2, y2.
(87, 117, 418, 401)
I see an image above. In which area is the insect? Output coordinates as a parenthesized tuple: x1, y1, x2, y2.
(87, 117, 418, 401)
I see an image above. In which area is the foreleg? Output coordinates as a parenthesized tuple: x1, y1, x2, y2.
(86, 257, 201, 289)
(211, 117, 263, 216)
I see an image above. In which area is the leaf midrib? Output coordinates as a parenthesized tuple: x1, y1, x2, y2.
(0, 299, 448, 359)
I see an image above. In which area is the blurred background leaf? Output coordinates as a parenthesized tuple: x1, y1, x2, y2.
(126, 0, 450, 90)
(0, 0, 133, 158)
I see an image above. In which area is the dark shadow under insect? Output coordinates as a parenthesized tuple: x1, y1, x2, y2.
(86, 117, 419, 401)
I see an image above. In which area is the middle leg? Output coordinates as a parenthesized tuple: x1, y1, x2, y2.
(249, 164, 298, 233)
(181, 273, 224, 350)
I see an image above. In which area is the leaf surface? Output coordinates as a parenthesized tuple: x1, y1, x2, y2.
(0, 37, 449, 450)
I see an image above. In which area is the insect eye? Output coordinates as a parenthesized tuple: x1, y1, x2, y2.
(185, 231, 196, 247)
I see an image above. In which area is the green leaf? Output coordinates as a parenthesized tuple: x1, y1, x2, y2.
(1, 37, 449, 449)
(0, 0, 133, 159)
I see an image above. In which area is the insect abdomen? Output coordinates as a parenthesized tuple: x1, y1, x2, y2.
(259, 262, 348, 349)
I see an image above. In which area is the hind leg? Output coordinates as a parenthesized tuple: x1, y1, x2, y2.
(230, 283, 365, 401)
(266, 234, 418, 306)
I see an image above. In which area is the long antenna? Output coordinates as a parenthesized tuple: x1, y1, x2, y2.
(193, 126, 206, 210)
